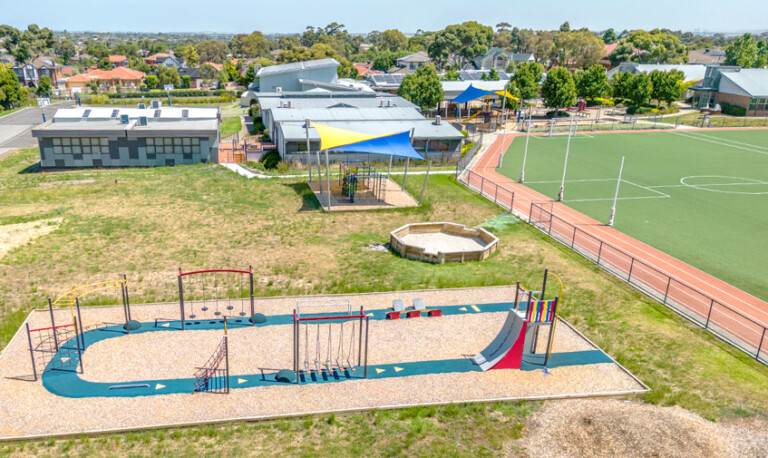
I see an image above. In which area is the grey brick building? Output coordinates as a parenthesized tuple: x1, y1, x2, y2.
(32, 106, 220, 168)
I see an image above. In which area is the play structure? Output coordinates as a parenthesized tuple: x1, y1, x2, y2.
(194, 326, 230, 394)
(474, 270, 563, 370)
(390, 222, 499, 263)
(177, 266, 256, 329)
(339, 161, 386, 203)
(291, 299, 370, 384)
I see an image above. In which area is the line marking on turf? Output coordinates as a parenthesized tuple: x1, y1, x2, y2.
(670, 131, 768, 157)
(471, 305, 481, 312)
(565, 195, 670, 203)
(532, 133, 594, 140)
(686, 132, 768, 152)
(621, 179, 670, 198)
(678, 176, 768, 195)
(155, 384, 165, 390)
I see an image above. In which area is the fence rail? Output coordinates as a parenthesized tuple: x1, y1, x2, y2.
(455, 150, 767, 367)
(528, 202, 767, 366)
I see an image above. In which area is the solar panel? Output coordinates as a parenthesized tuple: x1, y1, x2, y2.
(154, 110, 161, 118)
(111, 109, 119, 118)
(82, 109, 91, 118)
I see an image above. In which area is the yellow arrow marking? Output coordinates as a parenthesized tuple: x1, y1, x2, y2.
(60, 357, 70, 363)
(161, 323, 170, 327)
(394, 366, 404, 372)
(471, 305, 480, 312)
(459, 307, 468, 311)
(155, 384, 165, 390)
(238, 378, 247, 384)
(375, 368, 385, 374)
(367, 313, 374, 317)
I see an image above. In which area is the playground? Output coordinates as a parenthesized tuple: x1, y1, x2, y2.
(0, 270, 645, 439)
(496, 128, 768, 303)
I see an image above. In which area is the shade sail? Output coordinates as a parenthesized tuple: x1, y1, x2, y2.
(451, 84, 520, 103)
(312, 122, 424, 160)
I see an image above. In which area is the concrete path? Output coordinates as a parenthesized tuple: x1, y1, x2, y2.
(218, 163, 456, 180)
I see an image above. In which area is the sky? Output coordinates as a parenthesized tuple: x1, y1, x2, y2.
(3, 0, 767, 35)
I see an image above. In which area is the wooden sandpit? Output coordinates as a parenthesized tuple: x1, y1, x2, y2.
(390, 222, 499, 263)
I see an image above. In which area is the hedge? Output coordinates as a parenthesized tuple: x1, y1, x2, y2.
(107, 89, 238, 99)
(721, 103, 747, 117)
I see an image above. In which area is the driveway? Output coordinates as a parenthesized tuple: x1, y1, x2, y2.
(0, 104, 63, 160)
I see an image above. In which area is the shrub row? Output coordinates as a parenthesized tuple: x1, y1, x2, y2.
(107, 89, 238, 99)
(720, 103, 747, 117)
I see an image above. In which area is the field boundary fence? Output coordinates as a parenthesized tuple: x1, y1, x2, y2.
(455, 150, 768, 367)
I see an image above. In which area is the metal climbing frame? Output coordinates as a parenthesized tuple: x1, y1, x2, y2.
(178, 267, 255, 330)
(26, 318, 83, 381)
(338, 161, 386, 203)
(292, 306, 369, 385)
(193, 335, 230, 394)
(53, 276, 133, 333)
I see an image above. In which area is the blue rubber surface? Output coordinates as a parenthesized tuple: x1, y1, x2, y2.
(42, 302, 614, 398)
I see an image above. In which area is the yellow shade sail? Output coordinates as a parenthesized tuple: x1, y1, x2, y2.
(311, 122, 389, 151)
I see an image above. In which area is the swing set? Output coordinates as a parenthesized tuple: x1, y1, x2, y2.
(178, 267, 255, 330)
(292, 300, 370, 384)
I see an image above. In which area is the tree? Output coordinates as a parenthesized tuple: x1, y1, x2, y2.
(428, 21, 494, 68)
(238, 63, 256, 87)
(540, 67, 576, 109)
(509, 61, 544, 102)
(200, 63, 219, 87)
(443, 68, 460, 81)
(496, 22, 511, 33)
(611, 71, 632, 100)
(397, 64, 444, 110)
(182, 74, 191, 88)
(559, 22, 571, 33)
(224, 61, 238, 81)
(179, 45, 199, 66)
(379, 29, 407, 52)
(155, 66, 180, 88)
(726, 33, 760, 67)
(196, 40, 229, 64)
(574, 65, 610, 100)
(650, 69, 685, 106)
(145, 75, 158, 89)
(487, 68, 500, 81)
(372, 51, 399, 71)
(97, 57, 111, 70)
(607, 42, 636, 66)
(54, 39, 76, 64)
(0, 24, 54, 63)
(229, 31, 269, 58)
(627, 73, 653, 107)
(612, 29, 687, 64)
(602, 28, 618, 44)
(36, 75, 51, 96)
(548, 30, 604, 68)
(0, 64, 22, 109)
(337, 59, 357, 79)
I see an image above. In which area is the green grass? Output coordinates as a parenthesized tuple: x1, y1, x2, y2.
(0, 106, 26, 118)
(0, 147, 767, 453)
(497, 129, 768, 302)
(220, 116, 242, 137)
(661, 112, 768, 128)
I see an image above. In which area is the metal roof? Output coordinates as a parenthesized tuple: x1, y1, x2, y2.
(32, 119, 218, 136)
(257, 94, 416, 111)
(257, 58, 339, 77)
(53, 107, 218, 121)
(270, 107, 425, 123)
(607, 63, 707, 82)
(720, 69, 768, 97)
(459, 70, 511, 81)
(367, 74, 406, 88)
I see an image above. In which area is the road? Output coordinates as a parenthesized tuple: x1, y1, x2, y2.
(0, 105, 61, 160)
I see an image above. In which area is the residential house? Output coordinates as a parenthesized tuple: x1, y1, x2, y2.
(12, 56, 66, 87)
(85, 67, 146, 92)
(63, 73, 94, 93)
(607, 62, 708, 83)
(108, 55, 130, 68)
(144, 53, 169, 65)
(691, 66, 768, 116)
(465, 47, 534, 71)
(688, 48, 727, 65)
(145, 53, 185, 68)
(389, 51, 431, 74)
(179, 65, 223, 89)
(353, 62, 381, 78)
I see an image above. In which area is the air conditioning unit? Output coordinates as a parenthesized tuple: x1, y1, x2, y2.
(139, 116, 148, 126)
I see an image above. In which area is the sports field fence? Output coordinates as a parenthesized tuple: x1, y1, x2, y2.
(454, 156, 768, 367)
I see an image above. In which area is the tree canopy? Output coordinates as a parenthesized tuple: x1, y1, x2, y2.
(609, 29, 687, 65)
(0, 24, 55, 63)
(397, 64, 444, 110)
(548, 29, 605, 69)
(427, 21, 494, 68)
(508, 61, 544, 102)
(229, 31, 269, 58)
(540, 67, 576, 109)
(196, 40, 229, 64)
(574, 65, 610, 100)
(726, 33, 768, 68)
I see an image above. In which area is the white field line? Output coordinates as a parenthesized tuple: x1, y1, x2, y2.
(565, 195, 669, 203)
(688, 132, 768, 152)
(670, 131, 768, 157)
(533, 134, 594, 140)
(648, 181, 768, 189)
(620, 179, 670, 198)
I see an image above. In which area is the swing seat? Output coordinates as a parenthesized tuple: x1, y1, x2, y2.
(392, 299, 406, 312)
(413, 298, 426, 310)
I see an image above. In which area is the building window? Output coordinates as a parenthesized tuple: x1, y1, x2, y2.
(52, 137, 108, 154)
(145, 137, 201, 154)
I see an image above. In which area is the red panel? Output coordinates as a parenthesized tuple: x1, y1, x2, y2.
(407, 311, 421, 318)
(489, 321, 527, 370)
(387, 311, 401, 320)
(428, 310, 442, 317)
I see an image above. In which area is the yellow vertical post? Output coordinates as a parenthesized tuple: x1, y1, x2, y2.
(545, 272, 564, 362)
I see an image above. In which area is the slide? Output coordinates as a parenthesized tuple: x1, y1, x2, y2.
(473, 309, 527, 371)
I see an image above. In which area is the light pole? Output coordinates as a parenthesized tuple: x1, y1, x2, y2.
(608, 156, 625, 227)
(497, 87, 508, 168)
(557, 117, 575, 202)
(519, 120, 532, 183)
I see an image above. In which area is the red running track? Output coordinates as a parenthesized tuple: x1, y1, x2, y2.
(466, 128, 768, 360)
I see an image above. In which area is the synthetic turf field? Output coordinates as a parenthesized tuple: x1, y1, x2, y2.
(496, 129, 768, 302)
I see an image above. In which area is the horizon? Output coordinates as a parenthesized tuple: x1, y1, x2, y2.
(3, 0, 768, 35)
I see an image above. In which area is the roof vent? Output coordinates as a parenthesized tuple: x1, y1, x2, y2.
(150, 100, 161, 109)
(387, 100, 392, 107)
(276, 87, 282, 93)
(182, 109, 189, 118)
(139, 116, 148, 126)
(138, 103, 146, 109)
(435, 115, 442, 125)
(286, 101, 291, 108)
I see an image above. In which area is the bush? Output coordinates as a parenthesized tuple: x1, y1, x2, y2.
(460, 130, 468, 138)
(721, 103, 747, 117)
(627, 106, 653, 115)
(249, 103, 260, 118)
(587, 97, 615, 107)
(545, 110, 570, 118)
(106, 89, 237, 99)
(651, 106, 680, 115)
(87, 94, 110, 104)
(261, 150, 281, 169)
